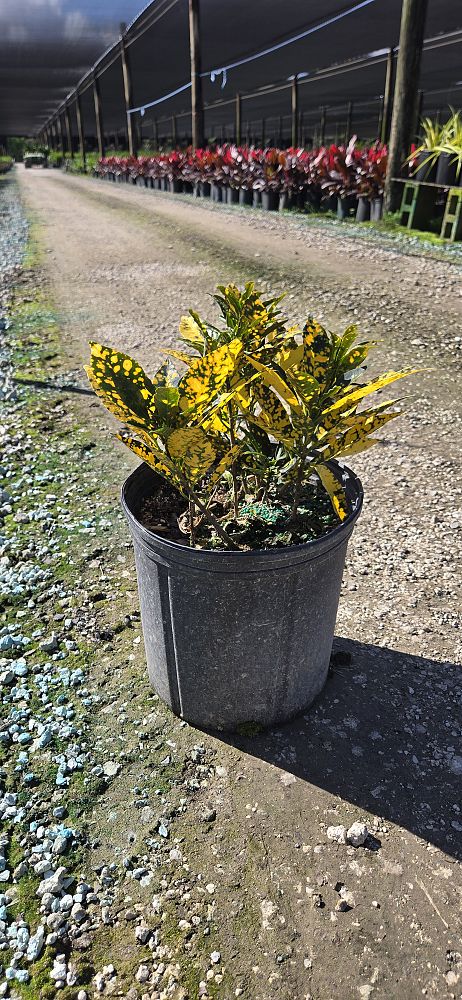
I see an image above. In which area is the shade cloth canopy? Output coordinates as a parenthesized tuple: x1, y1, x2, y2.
(1, 0, 461, 138)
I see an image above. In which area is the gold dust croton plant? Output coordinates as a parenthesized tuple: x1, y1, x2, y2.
(85, 282, 417, 551)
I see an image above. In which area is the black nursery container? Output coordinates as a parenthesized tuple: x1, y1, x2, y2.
(122, 461, 363, 732)
(239, 188, 253, 206)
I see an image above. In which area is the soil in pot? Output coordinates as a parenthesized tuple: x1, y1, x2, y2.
(122, 462, 363, 732)
(138, 478, 338, 550)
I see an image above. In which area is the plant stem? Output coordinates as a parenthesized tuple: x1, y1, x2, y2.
(176, 471, 240, 551)
(189, 498, 196, 547)
(289, 440, 308, 523)
(228, 401, 239, 518)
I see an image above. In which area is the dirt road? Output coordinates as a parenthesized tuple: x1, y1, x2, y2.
(17, 166, 462, 1000)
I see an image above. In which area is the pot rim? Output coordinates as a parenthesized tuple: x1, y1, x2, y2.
(121, 459, 363, 567)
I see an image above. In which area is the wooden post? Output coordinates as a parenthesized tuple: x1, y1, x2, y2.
(65, 106, 73, 157)
(415, 88, 424, 139)
(235, 93, 241, 144)
(120, 31, 136, 157)
(299, 111, 304, 147)
(93, 73, 105, 158)
(76, 94, 86, 171)
(345, 101, 353, 144)
(291, 75, 299, 147)
(189, 0, 204, 148)
(319, 106, 326, 145)
(384, 0, 429, 212)
(381, 47, 395, 144)
(57, 115, 65, 156)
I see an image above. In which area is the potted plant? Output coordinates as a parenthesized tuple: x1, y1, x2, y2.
(85, 283, 416, 732)
(434, 110, 462, 186)
(406, 116, 447, 182)
(313, 141, 358, 218)
(355, 143, 388, 221)
(253, 149, 285, 212)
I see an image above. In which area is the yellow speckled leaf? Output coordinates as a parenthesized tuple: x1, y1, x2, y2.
(116, 432, 185, 493)
(86, 343, 156, 429)
(243, 407, 295, 445)
(319, 406, 400, 462)
(166, 349, 195, 365)
(167, 427, 216, 483)
(246, 356, 302, 414)
(342, 342, 375, 371)
(151, 360, 179, 389)
(275, 343, 304, 371)
(208, 446, 242, 488)
(179, 315, 205, 349)
(179, 339, 243, 414)
(253, 381, 292, 433)
(315, 464, 349, 521)
(324, 370, 418, 413)
(300, 318, 332, 382)
(338, 437, 377, 457)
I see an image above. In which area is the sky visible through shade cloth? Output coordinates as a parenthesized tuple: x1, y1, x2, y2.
(0, 0, 143, 134)
(1, 0, 462, 137)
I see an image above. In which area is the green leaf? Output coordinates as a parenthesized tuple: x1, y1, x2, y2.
(154, 385, 180, 423)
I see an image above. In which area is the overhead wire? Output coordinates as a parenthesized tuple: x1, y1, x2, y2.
(127, 0, 379, 115)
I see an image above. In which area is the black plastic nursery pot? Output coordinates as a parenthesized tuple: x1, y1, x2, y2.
(413, 154, 437, 183)
(261, 190, 279, 211)
(121, 461, 363, 733)
(356, 196, 371, 222)
(239, 188, 253, 206)
(227, 187, 240, 204)
(211, 183, 222, 202)
(370, 196, 383, 221)
(435, 153, 458, 187)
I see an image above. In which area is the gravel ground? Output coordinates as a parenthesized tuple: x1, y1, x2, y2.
(0, 166, 460, 999)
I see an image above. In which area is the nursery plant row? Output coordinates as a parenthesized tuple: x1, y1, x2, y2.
(0, 157, 13, 174)
(94, 141, 388, 221)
